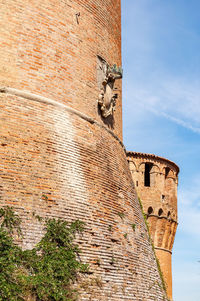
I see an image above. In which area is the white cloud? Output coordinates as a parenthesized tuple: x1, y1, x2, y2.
(122, 2, 200, 300)
(123, 0, 200, 135)
(124, 78, 200, 135)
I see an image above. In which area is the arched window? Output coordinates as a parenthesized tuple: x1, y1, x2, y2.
(161, 194, 165, 202)
(167, 211, 171, 218)
(148, 207, 153, 215)
(158, 208, 163, 216)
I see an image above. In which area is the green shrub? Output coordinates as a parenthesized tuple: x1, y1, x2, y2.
(0, 207, 88, 301)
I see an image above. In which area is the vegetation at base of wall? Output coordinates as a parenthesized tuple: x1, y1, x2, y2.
(137, 197, 167, 295)
(0, 206, 88, 301)
(0, 206, 22, 236)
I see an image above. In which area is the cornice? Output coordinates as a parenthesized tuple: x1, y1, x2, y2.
(127, 151, 179, 174)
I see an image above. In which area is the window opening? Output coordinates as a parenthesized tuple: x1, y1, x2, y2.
(158, 208, 163, 216)
(165, 167, 170, 178)
(148, 207, 153, 215)
(144, 163, 152, 187)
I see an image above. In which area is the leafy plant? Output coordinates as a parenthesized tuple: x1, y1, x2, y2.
(0, 206, 88, 301)
(117, 212, 125, 220)
(0, 206, 22, 236)
(42, 194, 48, 201)
(110, 255, 115, 265)
(32, 211, 43, 222)
(0, 228, 23, 300)
(131, 224, 136, 231)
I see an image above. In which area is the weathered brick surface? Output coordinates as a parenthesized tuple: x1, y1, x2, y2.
(0, 1, 168, 300)
(127, 152, 179, 300)
(0, 93, 168, 300)
(0, 0, 122, 138)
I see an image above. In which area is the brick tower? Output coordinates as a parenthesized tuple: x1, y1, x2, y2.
(0, 1, 169, 300)
(127, 152, 179, 300)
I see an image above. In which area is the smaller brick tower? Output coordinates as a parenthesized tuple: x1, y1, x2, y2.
(127, 152, 179, 301)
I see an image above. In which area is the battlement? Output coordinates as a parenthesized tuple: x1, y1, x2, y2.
(127, 151, 179, 220)
(127, 151, 179, 300)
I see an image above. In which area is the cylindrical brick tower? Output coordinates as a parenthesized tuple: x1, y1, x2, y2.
(127, 152, 179, 300)
(0, 1, 168, 300)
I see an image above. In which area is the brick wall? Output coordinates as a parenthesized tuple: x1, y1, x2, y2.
(0, 0, 122, 138)
(0, 1, 168, 300)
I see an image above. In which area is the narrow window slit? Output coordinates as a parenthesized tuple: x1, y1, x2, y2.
(144, 163, 152, 187)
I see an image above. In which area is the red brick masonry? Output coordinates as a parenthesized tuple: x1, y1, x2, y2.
(0, 1, 168, 300)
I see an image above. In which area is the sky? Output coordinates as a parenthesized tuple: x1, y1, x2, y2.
(121, 1, 200, 300)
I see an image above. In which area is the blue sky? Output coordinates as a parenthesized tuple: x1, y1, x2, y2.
(121, 1, 200, 300)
